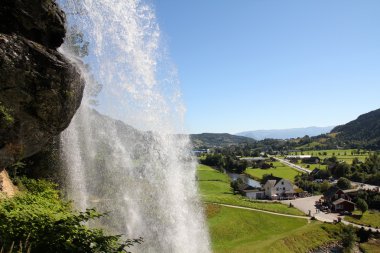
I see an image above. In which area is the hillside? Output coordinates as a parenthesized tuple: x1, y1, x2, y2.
(331, 108, 380, 149)
(190, 133, 256, 148)
(237, 126, 334, 140)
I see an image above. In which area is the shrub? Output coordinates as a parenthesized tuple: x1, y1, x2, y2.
(0, 177, 142, 253)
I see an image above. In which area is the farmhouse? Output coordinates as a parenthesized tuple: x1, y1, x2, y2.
(323, 186, 355, 212)
(263, 176, 295, 200)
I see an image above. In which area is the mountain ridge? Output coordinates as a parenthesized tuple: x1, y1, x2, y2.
(236, 126, 335, 140)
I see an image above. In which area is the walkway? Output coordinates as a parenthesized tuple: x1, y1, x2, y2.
(208, 202, 310, 220)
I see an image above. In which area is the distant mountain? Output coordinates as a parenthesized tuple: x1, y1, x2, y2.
(331, 108, 380, 149)
(237, 126, 335, 140)
(190, 133, 256, 148)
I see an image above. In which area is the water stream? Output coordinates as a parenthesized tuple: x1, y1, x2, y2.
(58, 0, 210, 252)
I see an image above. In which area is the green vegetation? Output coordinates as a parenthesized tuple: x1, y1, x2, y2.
(360, 239, 380, 253)
(0, 102, 14, 126)
(245, 161, 301, 182)
(197, 165, 304, 216)
(191, 133, 256, 148)
(345, 210, 380, 228)
(287, 149, 370, 163)
(0, 177, 141, 253)
(206, 204, 344, 253)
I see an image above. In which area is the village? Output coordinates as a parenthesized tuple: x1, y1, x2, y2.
(201, 151, 380, 230)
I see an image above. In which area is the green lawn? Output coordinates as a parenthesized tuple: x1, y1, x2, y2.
(197, 165, 304, 216)
(206, 204, 341, 253)
(345, 210, 380, 228)
(245, 161, 302, 182)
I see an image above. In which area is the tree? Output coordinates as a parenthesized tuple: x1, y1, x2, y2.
(337, 177, 351, 190)
(356, 198, 368, 215)
(341, 226, 357, 252)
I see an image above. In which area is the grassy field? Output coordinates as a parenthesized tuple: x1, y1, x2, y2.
(287, 149, 370, 164)
(197, 165, 304, 216)
(360, 239, 380, 253)
(206, 204, 341, 253)
(245, 161, 302, 182)
(345, 210, 380, 228)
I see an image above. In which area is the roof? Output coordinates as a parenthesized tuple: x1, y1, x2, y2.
(240, 157, 267, 161)
(286, 155, 311, 159)
(263, 175, 282, 185)
(237, 183, 255, 191)
(332, 198, 355, 206)
(324, 186, 344, 199)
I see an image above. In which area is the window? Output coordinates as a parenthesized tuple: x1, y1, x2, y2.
(281, 181, 284, 185)
(283, 187, 285, 190)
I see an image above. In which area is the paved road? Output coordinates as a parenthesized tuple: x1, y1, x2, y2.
(272, 156, 312, 174)
(273, 156, 380, 192)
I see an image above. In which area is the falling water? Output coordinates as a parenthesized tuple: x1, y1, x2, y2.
(58, 0, 210, 252)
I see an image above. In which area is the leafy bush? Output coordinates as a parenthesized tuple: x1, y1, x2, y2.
(0, 177, 142, 253)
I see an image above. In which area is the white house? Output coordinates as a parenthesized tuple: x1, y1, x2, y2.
(263, 176, 295, 200)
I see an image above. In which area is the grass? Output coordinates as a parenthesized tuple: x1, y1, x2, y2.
(287, 149, 370, 163)
(300, 163, 328, 171)
(197, 164, 305, 216)
(360, 239, 380, 253)
(206, 204, 341, 253)
(245, 162, 302, 182)
(345, 210, 380, 228)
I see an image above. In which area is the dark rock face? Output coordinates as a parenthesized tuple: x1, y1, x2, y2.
(0, 0, 66, 49)
(0, 1, 85, 168)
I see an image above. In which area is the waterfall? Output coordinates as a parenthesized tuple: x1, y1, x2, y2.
(58, 0, 210, 252)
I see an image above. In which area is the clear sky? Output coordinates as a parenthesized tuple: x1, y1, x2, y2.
(154, 0, 380, 134)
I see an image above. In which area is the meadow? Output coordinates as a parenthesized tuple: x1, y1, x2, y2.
(287, 149, 371, 164)
(197, 164, 304, 216)
(245, 161, 301, 182)
(206, 204, 341, 253)
(345, 210, 380, 228)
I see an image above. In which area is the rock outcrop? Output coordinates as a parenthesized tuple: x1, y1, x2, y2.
(0, 0, 66, 49)
(0, 0, 85, 168)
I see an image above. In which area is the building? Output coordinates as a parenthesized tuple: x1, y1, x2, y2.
(323, 186, 355, 212)
(263, 176, 295, 200)
(332, 198, 355, 212)
(244, 189, 265, 200)
(301, 157, 321, 164)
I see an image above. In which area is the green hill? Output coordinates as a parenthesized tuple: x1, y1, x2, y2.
(190, 133, 256, 148)
(331, 108, 380, 149)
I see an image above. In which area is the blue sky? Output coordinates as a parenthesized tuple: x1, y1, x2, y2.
(154, 0, 380, 134)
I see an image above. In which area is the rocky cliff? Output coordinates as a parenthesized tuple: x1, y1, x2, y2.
(0, 0, 85, 168)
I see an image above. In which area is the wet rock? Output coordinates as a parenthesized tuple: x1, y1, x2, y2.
(0, 33, 84, 168)
(0, 0, 66, 49)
